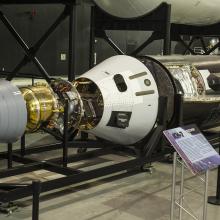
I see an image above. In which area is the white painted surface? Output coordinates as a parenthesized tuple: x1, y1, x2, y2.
(94, 0, 220, 25)
(78, 55, 159, 145)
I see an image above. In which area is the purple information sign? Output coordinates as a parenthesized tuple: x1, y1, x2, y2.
(164, 124, 220, 174)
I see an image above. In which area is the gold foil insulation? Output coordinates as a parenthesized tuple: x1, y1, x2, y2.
(75, 78, 104, 130)
(20, 83, 58, 132)
(19, 79, 102, 134)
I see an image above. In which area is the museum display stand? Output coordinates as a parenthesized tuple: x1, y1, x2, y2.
(171, 152, 209, 220)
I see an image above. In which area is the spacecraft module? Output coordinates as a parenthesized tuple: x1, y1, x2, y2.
(1, 55, 220, 145)
(93, 0, 220, 26)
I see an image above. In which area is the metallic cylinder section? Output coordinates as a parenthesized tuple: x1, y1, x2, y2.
(94, 0, 220, 25)
(144, 55, 220, 129)
(20, 84, 58, 132)
(0, 80, 27, 143)
(151, 55, 220, 73)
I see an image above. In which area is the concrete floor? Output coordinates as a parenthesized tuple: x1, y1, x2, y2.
(0, 133, 220, 220)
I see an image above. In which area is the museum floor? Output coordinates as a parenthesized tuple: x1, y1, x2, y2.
(0, 133, 219, 220)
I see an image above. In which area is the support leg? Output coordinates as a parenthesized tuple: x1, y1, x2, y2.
(63, 100, 69, 167)
(208, 165, 220, 205)
(203, 170, 209, 220)
(179, 161, 184, 220)
(89, 6, 95, 68)
(208, 145, 220, 205)
(163, 4, 171, 55)
(32, 181, 41, 220)
(7, 143, 13, 169)
(68, 3, 77, 81)
(20, 134, 26, 157)
(171, 152, 177, 220)
(77, 132, 88, 154)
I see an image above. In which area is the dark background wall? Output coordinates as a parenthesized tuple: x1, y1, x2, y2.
(0, 3, 199, 77)
(0, 3, 91, 76)
(0, 3, 170, 77)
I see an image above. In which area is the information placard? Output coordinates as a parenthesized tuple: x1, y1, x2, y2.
(164, 124, 220, 174)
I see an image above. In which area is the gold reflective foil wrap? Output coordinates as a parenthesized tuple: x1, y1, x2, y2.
(20, 83, 58, 132)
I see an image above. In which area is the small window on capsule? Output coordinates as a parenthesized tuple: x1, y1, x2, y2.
(113, 74, 127, 92)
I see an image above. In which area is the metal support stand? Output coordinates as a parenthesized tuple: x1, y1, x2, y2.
(163, 4, 171, 55)
(171, 152, 177, 220)
(32, 181, 41, 220)
(89, 5, 95, 68)
(208, 166, 220, 205)
(63, 100, 69, 167)
(208, 146, 220, 205)
(7, 143, 13, 169)
(77, 132, 88, 154)
(20, 134, 26, 157)
(171, 152, 209, 220)
(68, 3, 77, 81)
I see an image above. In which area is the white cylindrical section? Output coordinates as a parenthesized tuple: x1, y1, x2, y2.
(78, 55, 159, 145)
(94, 0, 220, 26)
(0, 80, 27, 143)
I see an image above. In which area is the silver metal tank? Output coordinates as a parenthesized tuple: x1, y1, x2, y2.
(0, 80, 27, 143)
(94, 0, 220, 26)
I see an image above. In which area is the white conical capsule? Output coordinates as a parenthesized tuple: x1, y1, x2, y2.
(77, 55, 159, 145)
